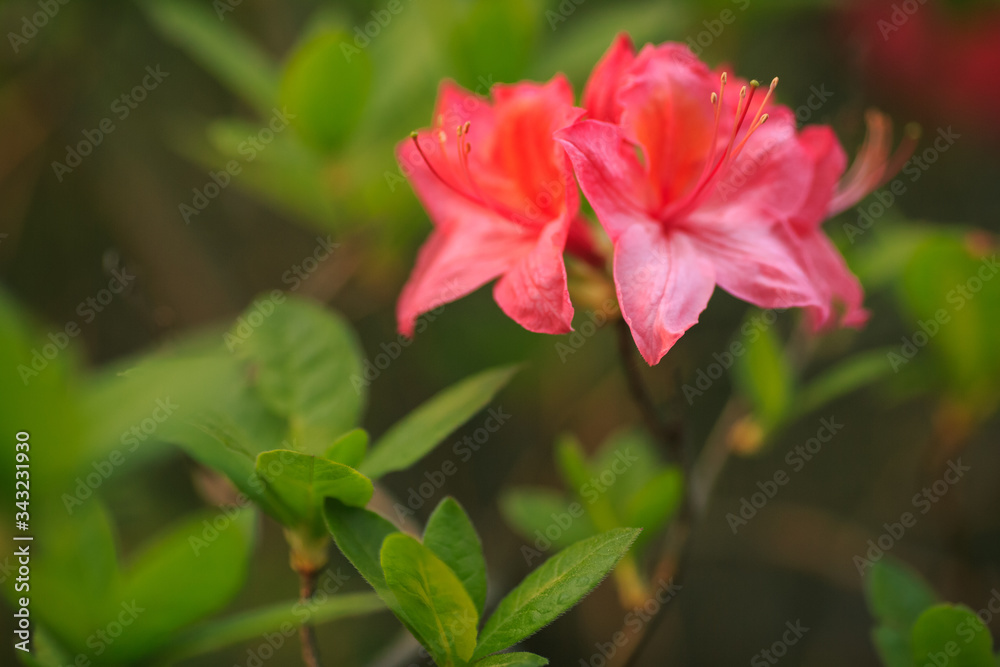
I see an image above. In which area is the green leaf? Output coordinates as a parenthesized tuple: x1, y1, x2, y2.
(556, 435, 619, 533)
(141, 0, 279, 114)
(590, 430, 662, 512)
(361, 366, 518, 479)
(866, 557, 938, 631)
(80, 338, 245, 464)
(105, 508, 257, 663)
(554, 434, 591, 492)
(381, 533, 479, 667)
(327, 428, 368, 468)
(898, 235, 1000, 404)
(500, 488, 595, 550)
(256, 450, 373, 532)
(323, 500, 413, 629)
(873, 626, 914, 667)
(624, 468, 683, 549)
(733, 317, 792, 429)
(162, 592, 384, 662)
(473, 528, 641, 660)
(280, 30, 372, 152)
(424, 498, 488, 616)
(240, 296, 365, 456)
(911, 605, 994, 667)
(167, 403, 288, 521)
(473, 652, 549, 666)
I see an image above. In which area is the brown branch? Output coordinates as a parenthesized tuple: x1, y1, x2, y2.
(615, 318, 683, 462)
(298, 569, 322, 667)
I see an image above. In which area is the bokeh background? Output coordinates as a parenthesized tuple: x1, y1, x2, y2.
(2, 0, 1000, 665)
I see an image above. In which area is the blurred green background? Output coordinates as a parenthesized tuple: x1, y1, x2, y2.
(1, 0, 1000, 665)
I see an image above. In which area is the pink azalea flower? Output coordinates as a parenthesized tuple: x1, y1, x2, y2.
(558, 35, 906, 364)
(395, 76, 592, 337)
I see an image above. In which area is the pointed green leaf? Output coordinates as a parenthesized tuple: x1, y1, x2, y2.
(473, 528, 641, 660)
(557, 435, 619, 533)
(280, 30, 372, 152)
(500, 488, 595, 550)
(473, 652, 548, 666)
(424, 498, 488, 616)
(324, 500, 418, 634)
(381, 533, 479, 667)
(327, 428, 368, 468)
(911, 605, 994, 667)
(554, 434, 591, 492)
(866, 557, 938, 632)
(361, 366, 518, 479)
(256, 450, 372, 532)
(240, 296, 365, 456)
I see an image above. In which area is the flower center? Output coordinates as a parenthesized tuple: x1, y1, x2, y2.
(660, 73, 779, 222)
(409, 120, 538, 226)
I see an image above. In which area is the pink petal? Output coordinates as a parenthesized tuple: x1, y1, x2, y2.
(792, 125, 847, 232)
(695, 110, 812, 226)
(687, 218, 820, 312)
(556, 119, 655, 241)
(616, 43, 718, 209)
(797, 227, 869, 331)
(614, 224, 716, 365)
(396, 206, 536, 336)
(494, 220, 574, 334)
(582, 33, 636, 123)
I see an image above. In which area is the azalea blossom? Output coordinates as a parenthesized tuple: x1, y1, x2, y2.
(557, 34, 908, 364)
(395, 76, 595, 337)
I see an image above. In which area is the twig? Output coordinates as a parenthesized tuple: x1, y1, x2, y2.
(615, 318, 683, 462)
(298, 570, 323, 667)
(616, 397, 744, 667)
